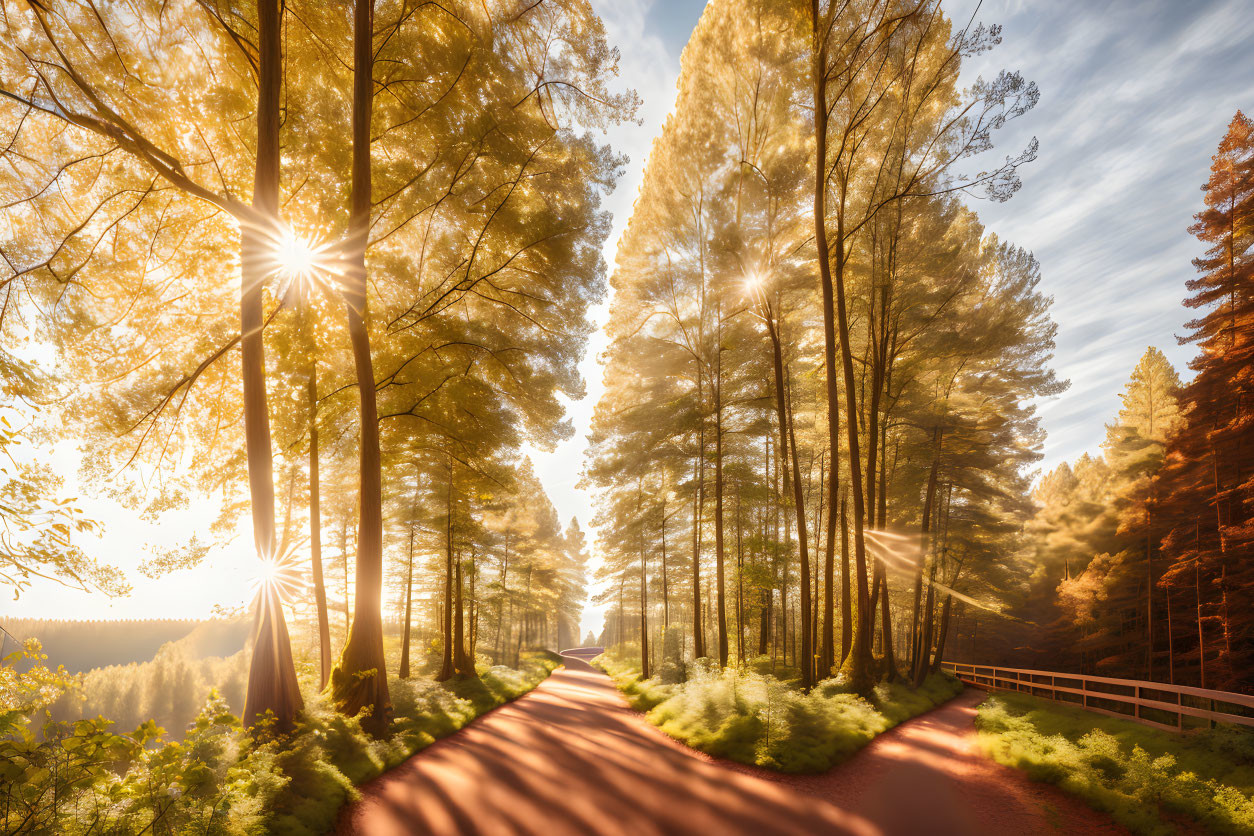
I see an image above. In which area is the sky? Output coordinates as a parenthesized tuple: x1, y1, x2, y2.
(7, 0, 1254, 644)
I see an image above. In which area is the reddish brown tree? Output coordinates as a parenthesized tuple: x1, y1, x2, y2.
(1156, 111, 1254, 691)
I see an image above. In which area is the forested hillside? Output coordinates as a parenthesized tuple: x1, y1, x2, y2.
(0, 618, 248, 673)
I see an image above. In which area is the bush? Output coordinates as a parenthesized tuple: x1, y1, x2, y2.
(0, 640, 560, 835)
(976, 692, 1254, 835)
(596, 649, 963, 773)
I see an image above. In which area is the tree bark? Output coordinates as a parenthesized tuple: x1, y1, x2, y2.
(639, 480, 651, 678)
(1145, 507, 1153, 680)
(811, 1, 871, 689)
(340, 515, 352, 636)
(782, 361, 813, 687)
(242, 0, 302, 731)
(910, 430, 940, 673)
(640, 547, 651, 677)
(930, 593, 953, 674)
(736, 485, 744, 665)
(714, 311, 728, 667)
(877, 566, 897, 679)
(454, 553, 476, 678)
(304, 303, 331, 691)
(660, 496, 670, 628)
(438, 462, 456, 681)
(840, 496, 851, 665)
(398, 478, 419, 679)
(328, 0, 391, 731)
(692, 408, 706, 660)
(1195, 518, 1206, 688)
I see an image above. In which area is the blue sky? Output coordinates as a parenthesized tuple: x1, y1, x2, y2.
(945, 0, 1254, 468)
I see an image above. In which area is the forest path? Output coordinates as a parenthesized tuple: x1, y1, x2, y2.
(336, 648, 1124, 835)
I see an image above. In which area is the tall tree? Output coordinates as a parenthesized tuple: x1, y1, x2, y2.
(327, 0, 391, 730)
(1156, 111, 1254, 690)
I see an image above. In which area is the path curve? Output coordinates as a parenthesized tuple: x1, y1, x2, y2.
(336, 648, 1124, 835)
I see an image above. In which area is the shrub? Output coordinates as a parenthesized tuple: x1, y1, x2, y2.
(596, 649, 963, 773)
(976, 692, 1254, 835)
(0, 640, 560, 835)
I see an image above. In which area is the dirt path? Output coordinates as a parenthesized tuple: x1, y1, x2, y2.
(337, 649, 1124, 835)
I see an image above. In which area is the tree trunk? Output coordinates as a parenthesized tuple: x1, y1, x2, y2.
(497, 535, 509, 660)
(242, 0, 302, 731)
(816, 452, 832, 678)
(692, 409, 706, 660)
(438, 463, 456, 682)
(1145, 507, 1153, 680)
(930, 593, 953, 673)
(1195, 518, 1206, 688)
(454, 554, 476, 678)
(303, 303, 331, 691)
(661, 497, 670, 628)
(783, 362, 812, 687)
(340, 515, 352, 637)
(911, 431, 940, 674)
(398, 480, 418, 679)
(714, 315, 728, 667)
(914, 571, 936, 687)
(328, 0, 390, 731)
(736, 486, 744, 665)
(640, 547, 650, 678)
(1165, 577, 1175, 684)
(639, 480, 651, 678)
(811, 2, 871, 689)
(878, 566, 897, 680)
(840, 496, 851, 664)
(469, 550, 478, 657)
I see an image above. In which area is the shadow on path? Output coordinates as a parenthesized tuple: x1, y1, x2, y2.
(337, 648, 1124, 835)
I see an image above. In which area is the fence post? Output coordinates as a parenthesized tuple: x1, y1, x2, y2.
(1134, 685, 1140, 720)
(1177, 690, 1183, 731)
(1082, 677, 1088, 709)
(1051, 674, 1056, 702)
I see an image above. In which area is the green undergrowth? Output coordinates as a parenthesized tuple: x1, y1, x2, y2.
(975, 691, 1254, 835)
(1, 640, 560, 836)
(268, 651, 560, 834)
(595, 649, 963, 773)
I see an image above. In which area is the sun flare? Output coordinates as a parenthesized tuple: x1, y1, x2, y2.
(249, 555, 305, 603)
(275, 229, 320, 279)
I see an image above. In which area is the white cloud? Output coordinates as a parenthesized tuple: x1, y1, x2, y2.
(948, 0, 1254, 473)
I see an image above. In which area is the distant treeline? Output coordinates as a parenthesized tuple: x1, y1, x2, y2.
(1, 618, 249, 674)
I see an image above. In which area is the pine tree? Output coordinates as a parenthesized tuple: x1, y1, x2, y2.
(1156, 112, 1254, 690)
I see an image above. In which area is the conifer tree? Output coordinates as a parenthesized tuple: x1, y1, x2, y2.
(1156, 111, 1254, 689)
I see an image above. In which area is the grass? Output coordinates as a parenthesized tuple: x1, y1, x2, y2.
(975, 691, 1254, 835)
(595, 649, 963, 773)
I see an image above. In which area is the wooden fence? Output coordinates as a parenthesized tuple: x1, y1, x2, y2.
(941, 661, 1254, 732)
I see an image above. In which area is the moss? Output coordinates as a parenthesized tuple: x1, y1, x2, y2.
(976, 691, 1254, 835)
(596, 650, 962, 774)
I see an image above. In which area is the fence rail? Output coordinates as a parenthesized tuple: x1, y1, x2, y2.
(941, 661, 1254, 733)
